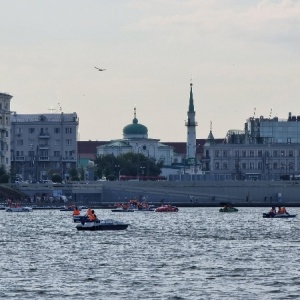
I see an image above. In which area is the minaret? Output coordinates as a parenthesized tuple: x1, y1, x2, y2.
(185, 82, 198, 161)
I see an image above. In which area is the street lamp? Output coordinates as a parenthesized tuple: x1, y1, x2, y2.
(118, 168, 126, 180)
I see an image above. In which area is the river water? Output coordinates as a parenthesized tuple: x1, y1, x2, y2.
(0, 207, 299, 300)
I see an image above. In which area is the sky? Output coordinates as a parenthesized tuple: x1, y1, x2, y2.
(1, 0, 300, 142)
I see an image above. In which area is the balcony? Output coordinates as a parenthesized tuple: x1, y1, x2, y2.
(14, 156, 25, 161)
(39, 133, 50, 139)
(62, 156, 76, 161)
(39, 144, 50, 149)
(38, 156, 49, 161)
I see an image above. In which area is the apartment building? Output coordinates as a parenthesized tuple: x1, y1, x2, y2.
(203, 113, 300, 180)
(11, 112, 79, 182)
(0, 92, 12, 172)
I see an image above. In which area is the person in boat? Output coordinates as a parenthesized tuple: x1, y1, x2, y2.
(269, 207, 276, 215)
(86, 208, 93, 217)
(278, 206, 289, 215)
(88, 209, 98, 221)
(73, 207, 80, 216)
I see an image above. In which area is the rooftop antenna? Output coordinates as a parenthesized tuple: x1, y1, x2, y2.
(269, 109, 272, 119)
(253, 107, 256, 118)
(58, 103, 62, 112)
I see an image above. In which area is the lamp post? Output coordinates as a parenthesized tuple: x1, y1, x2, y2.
(118, 168, 125, 181)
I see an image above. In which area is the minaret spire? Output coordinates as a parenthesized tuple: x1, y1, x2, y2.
(185, 82, 198, 161)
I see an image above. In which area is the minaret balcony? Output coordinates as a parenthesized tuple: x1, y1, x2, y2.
(185, 120, 198, 126)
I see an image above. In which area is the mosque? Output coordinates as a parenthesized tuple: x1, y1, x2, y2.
(95, 83, 200, 177)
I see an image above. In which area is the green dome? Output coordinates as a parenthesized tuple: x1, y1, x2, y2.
(123, 117, 148, 135)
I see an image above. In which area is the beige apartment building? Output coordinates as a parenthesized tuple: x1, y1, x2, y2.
(11, 112, 79, 182)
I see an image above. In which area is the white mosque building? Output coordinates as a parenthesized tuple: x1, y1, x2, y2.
(96, 107, 182, 168)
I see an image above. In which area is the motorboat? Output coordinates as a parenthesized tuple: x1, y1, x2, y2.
(76, 219, 129, 231)
(60, 205, 80, 212)
(219, 207, 238, 212)
(263, 213, 297, 218)
(111, 208, 135, 212)
(73, 215, 90, 223)
(5, 206, 33, 212)
(154, 205, 178, 212)
(219, 202, 238, 212)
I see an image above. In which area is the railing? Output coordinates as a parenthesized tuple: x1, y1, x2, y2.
(14, 156, 25, 161)
(38, 156, 49, 161)
(39, 133, 50, 138)
(62, 156, 76, 161)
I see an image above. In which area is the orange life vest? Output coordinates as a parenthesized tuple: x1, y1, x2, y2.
(73, 209, 80, 215)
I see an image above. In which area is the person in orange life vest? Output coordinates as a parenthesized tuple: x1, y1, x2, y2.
(278, 206, 286, 214)
(86, 208, 92, 217)
(269, 207, 276, 215)
(89, 210, 98, 221)
(73, 207, 80, 216)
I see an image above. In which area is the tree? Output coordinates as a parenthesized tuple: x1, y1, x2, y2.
(94, 152, 163, 179)
(69, 167, 80, 181)
(52, 174, 62, 183)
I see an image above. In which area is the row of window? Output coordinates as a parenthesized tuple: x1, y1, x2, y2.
(15, 150, 75, 157)
(16, 139, 73, 146)
(215, 161, 296, 170)
(17, 127, 73, 134)
(214, 149, 299, 158)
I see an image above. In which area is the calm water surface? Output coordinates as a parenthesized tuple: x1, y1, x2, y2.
(1, 207, 300, 300)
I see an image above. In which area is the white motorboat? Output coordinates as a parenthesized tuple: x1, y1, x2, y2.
(5, 206, 33, 212)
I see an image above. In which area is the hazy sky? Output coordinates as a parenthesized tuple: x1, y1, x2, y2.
(1, 0, 300, 142)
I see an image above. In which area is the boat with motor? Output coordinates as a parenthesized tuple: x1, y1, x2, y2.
(5, 206, 33, 212)
(263, 213, 297, 218)
(76, 219, 129, 231)
(112, 199, 155, 212)
(154, 205, 178, 212)
(219, 202, 238, 212)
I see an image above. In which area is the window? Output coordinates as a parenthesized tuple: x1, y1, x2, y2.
(280, 150, 285, 157)
(235, 150, 239, 157)
(242, 163, 246, 169)
(54, 151, 60, 157)
(242, 150, 246, 157)
(17, 128, 22, 135)
(258, 150, 262, 157)
(288, 150, 293, 157)
(223, 150, 227, 157)
(250, 150, 254, 157)
(273, 150, 278, 157)
(258, 162, 262, 169)
(215, 162, 220, 169)
(54, 128, 60, 134)
(249, 162, 254, 169)
(66, 139, 72, 146)
(273, 162, 278, 169)
(215, 150, 219, 157)
(29, 128, 35, 134)
(65, 128, 72, 134)
(54, 139, 60, 146)
(222, 162, 227, 169)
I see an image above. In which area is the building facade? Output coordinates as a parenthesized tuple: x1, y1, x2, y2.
(0, 92, 12, 172)
(11, 112, 79, 182)
(203, 113, 300, 180)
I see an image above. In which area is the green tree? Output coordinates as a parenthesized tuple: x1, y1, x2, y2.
(52, 174, 62, 183)
(69, 167, 80, 181)
(94, 152, 162, 179)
